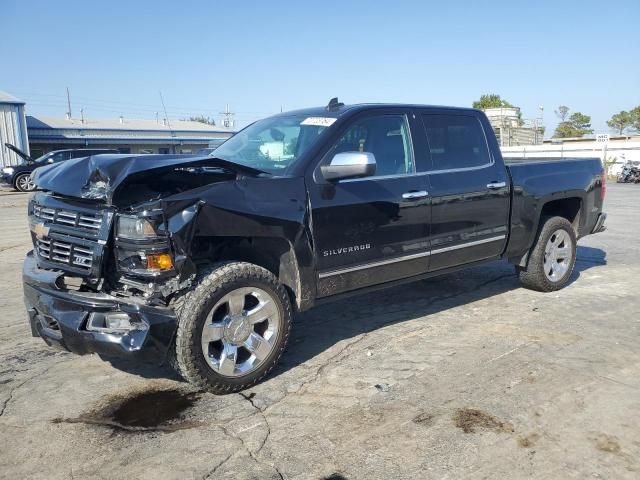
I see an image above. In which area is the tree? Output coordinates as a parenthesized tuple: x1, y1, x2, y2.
(553, 107, 593, 138)
(569, 112, 593, 135)
(607, 111, 633, 134)
(631, 106, 640, 132)
(472, 94, 514, 110)
(555, 106, 570, 122)
(189, 115, 216, 126)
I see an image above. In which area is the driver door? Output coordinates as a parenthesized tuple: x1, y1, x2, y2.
(308, 110, 431, 297)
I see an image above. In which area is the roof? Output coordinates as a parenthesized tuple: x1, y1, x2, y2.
(26, 115, 233, 133)
(272, 103, 478, 119)
(0, 91, 25, 105)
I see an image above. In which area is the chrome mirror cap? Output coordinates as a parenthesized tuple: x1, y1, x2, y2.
(321, 152, 376, 181)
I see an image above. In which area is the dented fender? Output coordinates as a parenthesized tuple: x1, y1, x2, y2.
(148, 176, 316, 310)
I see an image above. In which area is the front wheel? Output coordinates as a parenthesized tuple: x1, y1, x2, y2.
(518, 216, 577, 292)
(14, 173, 36, 192)
(172, 262, 292, 394)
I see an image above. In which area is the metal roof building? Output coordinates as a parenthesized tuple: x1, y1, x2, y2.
(0, 91, 30, 167)
(26, 115, 234, 157)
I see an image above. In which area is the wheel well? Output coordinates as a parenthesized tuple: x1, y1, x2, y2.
(540, 197, 582, 230)
(193, 236, 300, 309)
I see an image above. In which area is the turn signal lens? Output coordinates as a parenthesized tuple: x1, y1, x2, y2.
(146, 253, 173, 270)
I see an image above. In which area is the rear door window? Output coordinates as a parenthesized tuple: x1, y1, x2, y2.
(420, 114, 491, 172)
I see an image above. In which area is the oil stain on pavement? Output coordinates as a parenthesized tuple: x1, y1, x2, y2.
(52, 386, 202, 433)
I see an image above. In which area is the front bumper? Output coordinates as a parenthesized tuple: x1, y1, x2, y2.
(23, 251, 177, 364)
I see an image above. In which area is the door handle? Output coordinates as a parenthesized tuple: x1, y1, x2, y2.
(486, 182, 507, 189)
(402, 190, 429, 200)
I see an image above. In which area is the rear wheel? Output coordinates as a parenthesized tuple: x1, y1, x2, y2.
(14, 173, 36, 192)
(518, 216, 577, 292)
(171, 262, 292, 394)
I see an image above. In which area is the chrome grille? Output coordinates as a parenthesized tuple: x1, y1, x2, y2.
(35, 237, 94, 271)
(33, 204, 102, 231)
(29, 195, 112, 277)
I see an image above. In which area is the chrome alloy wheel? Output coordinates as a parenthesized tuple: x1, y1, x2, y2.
(16, 174, 36, 192)
(543, 229, 573, 282)
(201, 287, 280, 377)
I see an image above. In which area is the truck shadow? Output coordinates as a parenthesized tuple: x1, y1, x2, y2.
(103, 246, 606, 384)
(273, 245, 606, 378)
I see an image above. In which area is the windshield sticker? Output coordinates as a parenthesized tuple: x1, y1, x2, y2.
(301, 117, 337, 127)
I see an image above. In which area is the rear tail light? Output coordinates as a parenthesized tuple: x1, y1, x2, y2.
(600, 168, 606, 200)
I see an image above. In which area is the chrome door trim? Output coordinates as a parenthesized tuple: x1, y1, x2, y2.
(318, 250, 431, 279)
(318, 235, 507, 279)
(430, 234, 506, 255)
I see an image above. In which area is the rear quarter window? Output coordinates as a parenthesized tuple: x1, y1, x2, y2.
(420, 114, 491, 171)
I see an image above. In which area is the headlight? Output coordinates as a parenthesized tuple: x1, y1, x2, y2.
(2, 167, 14, 175)
(117, 215, 159, 240)
(115, 213, 174, 276)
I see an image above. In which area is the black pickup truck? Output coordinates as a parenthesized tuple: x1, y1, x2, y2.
(23, 100, 607, 393)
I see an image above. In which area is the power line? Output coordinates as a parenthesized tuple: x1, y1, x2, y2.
(11, 90, 276, 116)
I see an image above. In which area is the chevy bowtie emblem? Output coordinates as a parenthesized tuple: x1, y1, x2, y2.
(32, 222, 50, 239)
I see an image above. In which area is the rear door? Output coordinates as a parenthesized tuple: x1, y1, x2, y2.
(417, 110, 510, 271)
(308, 109, 432, 297)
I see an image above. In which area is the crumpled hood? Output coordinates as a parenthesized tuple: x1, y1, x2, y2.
(32, 154, 264, 205)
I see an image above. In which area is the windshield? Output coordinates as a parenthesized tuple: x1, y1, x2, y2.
(33, 152, 55, 164)
(213, 114, 334, 173)
(20, 152, 55, 165)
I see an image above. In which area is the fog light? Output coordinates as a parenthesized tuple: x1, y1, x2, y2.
(146, 253, 173, 270)
(105, 313, 132, 331)
(87, 312, 145, 333)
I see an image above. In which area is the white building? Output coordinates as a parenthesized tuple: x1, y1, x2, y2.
(483, 107, 543, 146)
(0, 91, 30, 168)
(501, 135, 640, 176)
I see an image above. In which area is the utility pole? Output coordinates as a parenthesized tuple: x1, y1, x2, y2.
(219, 104, 235, 129)
(66, 87, 72, 119)
(80, 108, 84, 124)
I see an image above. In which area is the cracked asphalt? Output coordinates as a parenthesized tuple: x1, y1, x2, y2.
(1, 184, 639, 479)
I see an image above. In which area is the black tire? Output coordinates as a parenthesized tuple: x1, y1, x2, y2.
(518, 216, 577, 292)
(14, 173, 35, 192)
(171, 261, 292, 394)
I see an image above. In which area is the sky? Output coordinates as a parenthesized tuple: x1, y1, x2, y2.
(2, 0, 639, 136)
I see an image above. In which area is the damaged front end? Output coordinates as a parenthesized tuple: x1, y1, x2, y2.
(24, 153, 313, 364)
(23, 190, 202, 364)
(23, 155, 270, 363)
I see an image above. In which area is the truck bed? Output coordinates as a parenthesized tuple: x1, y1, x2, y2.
(504, 156, 604, 262)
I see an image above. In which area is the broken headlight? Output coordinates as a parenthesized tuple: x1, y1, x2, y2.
(117, 215, 161, 240)
(115, 213, 174, 277)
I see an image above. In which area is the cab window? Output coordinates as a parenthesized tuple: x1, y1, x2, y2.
(420, 114, 491, 171)
(330, 114, 413, 176)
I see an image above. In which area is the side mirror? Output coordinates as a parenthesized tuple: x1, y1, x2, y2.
(47, 158, 54, 164)
(321, 152, 376, 181)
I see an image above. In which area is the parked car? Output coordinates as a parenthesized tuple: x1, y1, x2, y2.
(23, 100, 607, 393)
(1, 144, 118, 192)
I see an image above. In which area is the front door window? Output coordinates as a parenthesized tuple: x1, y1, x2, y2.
(329, 114, 414, 177)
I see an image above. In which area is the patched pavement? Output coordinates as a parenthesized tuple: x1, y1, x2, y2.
(1, 185, 638, 479)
